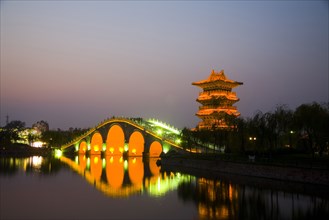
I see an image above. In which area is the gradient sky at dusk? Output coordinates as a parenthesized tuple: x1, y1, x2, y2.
(1, 1, 328, 129)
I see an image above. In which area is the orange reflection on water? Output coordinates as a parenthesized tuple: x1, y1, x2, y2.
(78, 154, 87, 170)
(90, 155, 102, 181)
(128, 157, 144, 187)
(149, 158, 160, 176)
(58, 155, 192, 199)
(106, 156, 124, 189)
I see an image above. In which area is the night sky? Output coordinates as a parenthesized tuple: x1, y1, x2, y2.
(1, 1, 328, 129)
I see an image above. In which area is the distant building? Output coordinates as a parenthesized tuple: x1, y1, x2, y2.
(192, 69, 243, 130)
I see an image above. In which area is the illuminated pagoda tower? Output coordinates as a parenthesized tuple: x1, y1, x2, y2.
(192, 69, 243, 130)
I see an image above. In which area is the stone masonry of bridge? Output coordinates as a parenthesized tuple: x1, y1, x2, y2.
(61, 117, 184, 157)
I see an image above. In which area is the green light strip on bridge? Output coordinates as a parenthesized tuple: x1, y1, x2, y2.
(147, 119, 180, 135)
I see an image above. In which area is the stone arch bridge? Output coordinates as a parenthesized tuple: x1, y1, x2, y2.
(61, 117, 183, 157)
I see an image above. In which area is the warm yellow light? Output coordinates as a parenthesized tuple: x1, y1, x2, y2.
(124, 160, 128, 170)
(124, 144, 129, 152)
(32, 156, 43, 168)
(132, 149, 137, 154)
(32, 141, 44, 148)
(157, 176, 161, 191)
(87, 157, 90, 169)
(54, 149, 63, 158)
(229, 184, 233, 201)
(102, 158, 106, 168)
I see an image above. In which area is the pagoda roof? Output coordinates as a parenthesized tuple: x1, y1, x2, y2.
(192, 69, 243, 89)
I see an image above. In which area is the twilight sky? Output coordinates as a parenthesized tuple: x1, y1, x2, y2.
(1, 1, 328, 130)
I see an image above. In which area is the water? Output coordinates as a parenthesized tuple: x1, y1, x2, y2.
(1, 155, 328, 220)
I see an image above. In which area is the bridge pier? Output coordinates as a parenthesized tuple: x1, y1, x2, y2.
(142, 151, 149, 158)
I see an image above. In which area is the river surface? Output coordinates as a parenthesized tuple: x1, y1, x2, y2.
(1, 155, 328, 220)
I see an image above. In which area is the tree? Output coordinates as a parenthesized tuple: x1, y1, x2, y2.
(234, 117, 246, 154)
(273, 105, 294, 148)
(1, 120, 26, 144)
(294, 102, 329, 156)
(32, 120, 49, 133)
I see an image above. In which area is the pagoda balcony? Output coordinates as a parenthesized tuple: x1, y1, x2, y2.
(198, 105, 237, 110)
(197, 99, 238, 106)
(199, 90, 237, 98)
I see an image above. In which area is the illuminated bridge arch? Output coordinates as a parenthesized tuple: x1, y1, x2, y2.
(128, 131, 144, 156)
(79, 140, 88, 154)
(61, 117, 184, 157)
(149, 141, 162, 157)
(91, 132, 103, 155)
(106, 124, 125, 156)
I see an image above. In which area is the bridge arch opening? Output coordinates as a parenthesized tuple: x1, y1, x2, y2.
(128, 131, 144, 156)
(79, 141, 87, 154)
(91, 133, 103, 155)
(149, 141, 162, 157)
(106, 125, 125, 156)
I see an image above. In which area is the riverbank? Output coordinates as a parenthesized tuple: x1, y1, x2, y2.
(0, 143, 52, 157)
(159, 152, 329, 186)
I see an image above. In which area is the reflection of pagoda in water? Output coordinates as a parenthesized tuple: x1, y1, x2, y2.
(192, 69, 243, 130)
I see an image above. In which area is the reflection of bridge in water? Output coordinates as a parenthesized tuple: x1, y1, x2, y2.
(61, 117, 185, 157)
(59, 155, 191, 197)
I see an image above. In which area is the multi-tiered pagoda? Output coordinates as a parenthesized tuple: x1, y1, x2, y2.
(192, 69, 243, 130)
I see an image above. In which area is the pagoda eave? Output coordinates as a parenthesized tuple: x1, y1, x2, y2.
(192, 81, 242, 90)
